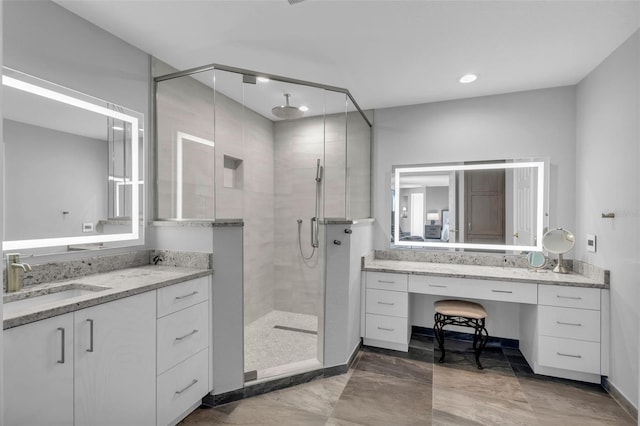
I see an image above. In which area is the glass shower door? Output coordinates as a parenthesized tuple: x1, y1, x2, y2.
(236, 75, 334, 381)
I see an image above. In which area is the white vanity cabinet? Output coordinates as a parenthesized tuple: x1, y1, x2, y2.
(531, 285, 603, 376)
(4, 291, 156, 426)
(156, 276, 211, 426)
(362, 270, 608, 384)
(4, 313, 75, 426)
(74, 291, 157, 426)
(3, 274, 213, 426)
(363, 272, 410, 351)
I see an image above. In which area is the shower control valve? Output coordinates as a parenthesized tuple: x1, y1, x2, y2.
(344, 229, 352, 234)
(333, 240, 342, 245)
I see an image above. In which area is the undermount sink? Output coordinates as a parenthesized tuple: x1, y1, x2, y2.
(3, 284, 110, 315)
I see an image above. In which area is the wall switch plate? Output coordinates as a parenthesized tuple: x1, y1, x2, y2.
(586, 234, 596, 253)
(82, 222, 94, 233)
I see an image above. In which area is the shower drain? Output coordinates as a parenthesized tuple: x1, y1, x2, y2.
(273, 325, 318, 335)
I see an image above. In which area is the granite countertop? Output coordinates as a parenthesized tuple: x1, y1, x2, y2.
(363, 258, 608, 289)
(3, 265, 212, 330)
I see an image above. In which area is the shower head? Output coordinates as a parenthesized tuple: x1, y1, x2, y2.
(272, 93, 305, 120)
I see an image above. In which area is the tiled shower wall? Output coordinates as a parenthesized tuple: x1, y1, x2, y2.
(273, 116, 327, 316)
(272, 111, 371, 315)
(155, 59, 371, 323)
(154, 60, 275, 325)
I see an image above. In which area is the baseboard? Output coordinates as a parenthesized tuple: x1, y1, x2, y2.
(412, 325, 519, 348)
(348, 339, 362, 367)
(603, 377, 638, 422)
(204, 352, 357, 407)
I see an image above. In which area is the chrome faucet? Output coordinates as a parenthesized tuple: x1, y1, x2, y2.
(6, 253, 32, 293)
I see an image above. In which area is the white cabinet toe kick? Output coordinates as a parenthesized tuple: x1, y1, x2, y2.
(362, 271, 608, 383)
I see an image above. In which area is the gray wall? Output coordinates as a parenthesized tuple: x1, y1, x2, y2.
(426, 186, 448, 218)
(373, 86, 577, 250)
(3, 0, 151, 259)
(374, 86, 577, 338)
(3, 1, 149, 116)
(576, 29, 640, 409)
(4, 120, 107, 240)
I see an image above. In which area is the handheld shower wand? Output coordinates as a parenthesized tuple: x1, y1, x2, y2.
(315, 159, 323, 183)
(298, 158, 323, 262)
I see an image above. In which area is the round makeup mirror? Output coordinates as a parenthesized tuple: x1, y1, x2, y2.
(526, 251, 547, 269)
(542, 228, 575, 273)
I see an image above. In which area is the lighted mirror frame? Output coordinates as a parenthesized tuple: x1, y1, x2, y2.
(393, 161, 545, 252)
(2, 70, 141, 251)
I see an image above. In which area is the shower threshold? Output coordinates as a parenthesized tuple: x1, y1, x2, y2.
(244, 358, 322, 385)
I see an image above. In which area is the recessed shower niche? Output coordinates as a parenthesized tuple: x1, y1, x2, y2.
(223, 155, 243, 189)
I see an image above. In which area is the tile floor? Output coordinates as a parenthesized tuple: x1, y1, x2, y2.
(244, 310, 319, 374)
(182, 335, 635, 425)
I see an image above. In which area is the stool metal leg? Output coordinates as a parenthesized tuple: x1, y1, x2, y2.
(434, 313, 490, 369)
(473, 318, 489, 370)
(433, 312, 446, 363)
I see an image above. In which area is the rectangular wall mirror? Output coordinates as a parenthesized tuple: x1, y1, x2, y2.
(2, 67, 144, 252)
(392, 159, 547, 252)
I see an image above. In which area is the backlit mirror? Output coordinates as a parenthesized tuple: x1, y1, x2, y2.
(2, 67, 144, 251)
(392, 160, 547, 252)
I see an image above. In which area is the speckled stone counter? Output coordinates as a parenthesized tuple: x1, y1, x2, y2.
(323, 218, 375, 225)
(363, 251, 608, 289)
(3, 265, 212, 330)
(152, 219, 244, 227)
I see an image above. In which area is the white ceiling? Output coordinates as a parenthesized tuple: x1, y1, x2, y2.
(54, 0, 640, 114)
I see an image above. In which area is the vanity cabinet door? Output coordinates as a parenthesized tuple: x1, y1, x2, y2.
(4, 313, 74, 426)
(74, 291, 156, 426)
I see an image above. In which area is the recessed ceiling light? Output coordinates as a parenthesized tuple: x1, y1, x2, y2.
(257, 77, 270, 83)
(459, 74, 478, 84)
(298, 105, 309, 112)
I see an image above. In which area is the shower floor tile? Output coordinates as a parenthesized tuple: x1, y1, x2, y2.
(244, 310, 319, 375)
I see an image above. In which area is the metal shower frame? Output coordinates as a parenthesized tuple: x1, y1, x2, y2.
(153, 62, 372, 127)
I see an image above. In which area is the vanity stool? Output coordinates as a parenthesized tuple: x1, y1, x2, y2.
(434, 300, 489, 369)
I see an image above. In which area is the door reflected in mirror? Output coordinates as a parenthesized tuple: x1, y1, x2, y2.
(2, 67, 144, 252)
(391, 159, 547, 252)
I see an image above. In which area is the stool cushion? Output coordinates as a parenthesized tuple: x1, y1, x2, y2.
(435, 300, 487, 320)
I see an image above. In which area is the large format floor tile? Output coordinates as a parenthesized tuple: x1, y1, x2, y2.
(354, 349, 433, 384)
(330, 369, 432, 426)
(181, 334, 635, 425)
(518, 375, 636, 425)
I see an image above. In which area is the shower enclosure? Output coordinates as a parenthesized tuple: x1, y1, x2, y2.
(154, 61, 371, 383)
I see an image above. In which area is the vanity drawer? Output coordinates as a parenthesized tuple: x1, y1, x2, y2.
(366, 272, 408, 292)
(157, 276, 210, 318)
(366, 289, 408, 318)
(157, 301, 209, 374)
(469, 280, 538, 304)
(408, 274, 462, 296)
(365, 313, 409, 344)
(538, 336, 600, 374)
(157, 348, 209, 426)
(538, 285, 600, 310)
(538, 305, 600, 342)
(408, 275, 537, 304)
